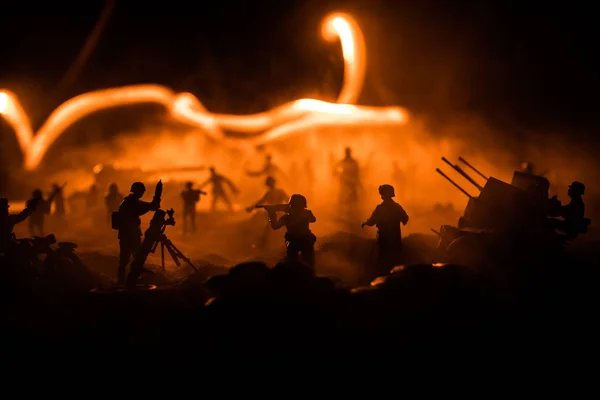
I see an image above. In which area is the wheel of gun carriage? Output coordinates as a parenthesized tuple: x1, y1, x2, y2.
(445, 235, 494, 274)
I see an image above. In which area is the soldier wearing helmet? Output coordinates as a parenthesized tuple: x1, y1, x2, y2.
(104, 183, 123, 225)
(0, 197, 39, 254)
(246, 176, 288, 250)
(27, 188, 53, 237)
(362, 184, 409, 273)
(180, 181, 206, 234)
(115, 181, 160, 284)
(199, 166, 239, 212)
(269, 194, 317, 268)
(551, 181, 589, 238)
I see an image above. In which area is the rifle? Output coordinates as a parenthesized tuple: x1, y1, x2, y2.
(255, 204, 290, 213)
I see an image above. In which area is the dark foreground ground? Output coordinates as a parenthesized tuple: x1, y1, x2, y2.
(2, 219, 600, 365)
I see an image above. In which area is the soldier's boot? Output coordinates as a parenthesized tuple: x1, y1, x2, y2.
(117, 266, 126, 285)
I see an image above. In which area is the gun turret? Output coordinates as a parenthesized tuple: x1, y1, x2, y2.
(441, 157, 483, 191)
(458, 157, 488, 181)
(436, 168, 473, 199)
(255, 204, 290, 213)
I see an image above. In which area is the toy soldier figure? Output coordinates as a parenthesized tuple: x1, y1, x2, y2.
(51, 183, 66, 220)
(335, 147, 361, 213)
(0, 197, 39, 255)
(115, 181, 160, 285)
(246, 176, 288, 250)
(28, 188, 59, 237)
(104, 183, 123, 224)
(361, 184, 409, 273)
(199, 167, 239, 212)
(550, 181, 589, 239)
(181, 181, 206, 233)
(268, 194, 317, 268)
(246, 154, 285, 181)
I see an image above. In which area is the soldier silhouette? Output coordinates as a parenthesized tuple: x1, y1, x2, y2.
(28, 188, 57, 237)
(1, 197, 39, 255)
(199, 167, 239, 212)
(181, 181, 206, 233)
(246, 176, 288, 250)
(550, 181, 589, 239)
(268, 194, 317, 269)
(115, 182, 160, 285)
(246, 154, 285, 181)
(104, 183, 123, 224)
(362, 184, 409, 273)
(335, 147, 362, 213)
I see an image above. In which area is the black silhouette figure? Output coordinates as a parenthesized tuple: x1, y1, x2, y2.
(114, 181, 160, 285)
(335, 147, 361, 211)
(550, 181, 590, 239)
(268, 194, 317, 269)
(28, 188, 58, 237)
(181, 181, 206, 233)
(0, 197, 39, 254)
(362, 184, 409, 273)
(104, 183, 123, 224)
(199, 167, 238, 212)
(246, 176, 288, 250)
(246, 154, 285, 180)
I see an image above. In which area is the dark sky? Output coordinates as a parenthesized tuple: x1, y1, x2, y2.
(0, 0, 598, 141)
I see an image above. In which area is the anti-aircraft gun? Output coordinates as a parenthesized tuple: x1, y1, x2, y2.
(434, 156, 568, 267)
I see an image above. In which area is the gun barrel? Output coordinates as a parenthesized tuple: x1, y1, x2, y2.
(436, 168, 473, 199)
(441, 157, 483, 191)
(458, 157, 488, 181)
(430, 228, 440, 236)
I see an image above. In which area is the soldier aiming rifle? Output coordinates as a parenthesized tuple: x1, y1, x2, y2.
(125, 208, 197, 289)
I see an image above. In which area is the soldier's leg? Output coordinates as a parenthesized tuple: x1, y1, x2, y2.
(117, 239, 132, 284)
(221, 193, 232, 211)
(182, 211, 189, 233)
(285, 241, 299, 263)
(211, 196, 218, 212)
(191, 210, 196, 232)
(301, 243, 316, 269)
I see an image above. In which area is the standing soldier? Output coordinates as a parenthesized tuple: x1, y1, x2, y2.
(334, 147, 362, 214)
(28, 187, 59, 237)
(114, 181, 160, 285)
(199, 167, 239, 212)
(268, 194, 317, 269)
(1, 197, 39, 254)
(181, 181, 206, 233)
(361, 184, 409, 274)
(246, 176, 288, 250)
(104, 183, 123, 225)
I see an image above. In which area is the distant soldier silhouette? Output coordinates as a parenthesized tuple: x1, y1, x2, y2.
(51, 183, 66, 219)
(181, 181, 206, 233)
(247, 154, 285, 181)
(1, 197, 39, 254)
(335, 147, 361, 211)
(550, 181, 589, 239)
(199, 167, 239, 212)
(115, 182, 160, 285)
(246, 176, 288, 250)
(28, 188, 58, 237)
(268, 194, 317, 268)
(104, 183, 123, 224)
(362, 184, 409, 272)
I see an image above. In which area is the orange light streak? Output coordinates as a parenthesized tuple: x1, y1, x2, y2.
(0, 12, 408, 171)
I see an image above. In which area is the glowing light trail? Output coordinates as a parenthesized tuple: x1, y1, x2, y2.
(0, 12, 408, 171)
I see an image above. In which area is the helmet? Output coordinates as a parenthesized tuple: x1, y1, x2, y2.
(185, 181, 193, 188)
(569, 181, 585, 195)
(130, 182, 146, 193)
(378, 184, 395, 197)
(265, 176, 276, 187)
(289, 194, 307, 209)
(109, 183, 118, 190)
(0, 197, 8, 209)
(32, 189, 42, 198)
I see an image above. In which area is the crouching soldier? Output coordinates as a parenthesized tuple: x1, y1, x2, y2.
(267, 194, 317, 268)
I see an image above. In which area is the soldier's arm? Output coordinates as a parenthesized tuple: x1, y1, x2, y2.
(198, 178, 211, 189)
(270, 213, 287, 230)
(137, 199, 159, 215)
(399, 205, 409, 225)
(9, 206, 35, 225)
(224, 176, 239, 192)
(362, 207, 378, 227)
